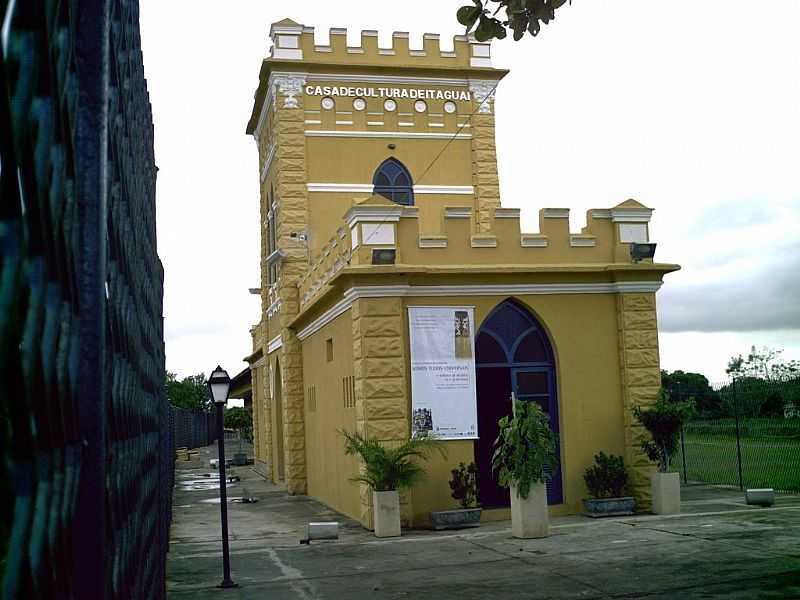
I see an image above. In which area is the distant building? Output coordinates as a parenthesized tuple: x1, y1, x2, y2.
(243, 19, 679, 528)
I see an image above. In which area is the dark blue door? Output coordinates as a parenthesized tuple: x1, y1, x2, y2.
(475, 299, 563, 507)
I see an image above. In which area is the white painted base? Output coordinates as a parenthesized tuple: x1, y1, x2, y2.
(373, 491, 401, 538)
(651, 472, 681, 515)
(510, 483, 549, 539)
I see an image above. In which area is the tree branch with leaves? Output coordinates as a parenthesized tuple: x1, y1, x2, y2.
(457, 0, 571, 42)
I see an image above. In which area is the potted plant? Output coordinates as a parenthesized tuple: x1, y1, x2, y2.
(224, 406, 253, 466)
(633, 391, 696, 515)
(492, 399, 557, 539)
(342, 430, 445, 538)
(430, 462, 482, 530)
(583, 452, 635, 517)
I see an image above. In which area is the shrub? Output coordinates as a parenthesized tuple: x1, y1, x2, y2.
(449, 462, 479, 509)
(492, 400, 558, 499)
(633, 391, 696, 473)
(583, 452, 628, 499)
(341, 430, 445, 492)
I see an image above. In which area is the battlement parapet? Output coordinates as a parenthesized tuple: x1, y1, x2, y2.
(268, 19, 493, 69)
(296, 198, 658, 310)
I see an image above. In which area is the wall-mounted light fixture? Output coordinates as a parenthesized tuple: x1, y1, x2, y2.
(630, 242, 657, 263)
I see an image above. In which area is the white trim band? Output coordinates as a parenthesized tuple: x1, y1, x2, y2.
(296, 282, 664, 341)
(267, 335, 283, 354)
(307, 183, 474, 195)
(296, 298, 353, 341)
(305, 130, 472, 140)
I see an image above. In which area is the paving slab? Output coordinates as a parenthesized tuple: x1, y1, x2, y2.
(168, 443, 800, 599)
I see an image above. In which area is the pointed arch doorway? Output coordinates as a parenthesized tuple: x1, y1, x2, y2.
(474, 299, 563, 508)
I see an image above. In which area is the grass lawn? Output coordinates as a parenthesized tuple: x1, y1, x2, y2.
(674, 426, 800, 491)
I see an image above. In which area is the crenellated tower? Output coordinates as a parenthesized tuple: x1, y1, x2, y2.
(245, 18, 507, 494)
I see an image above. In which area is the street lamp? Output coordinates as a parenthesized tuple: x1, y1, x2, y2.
(207, 365, 237, 589)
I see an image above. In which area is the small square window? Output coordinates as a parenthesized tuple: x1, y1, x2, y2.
(326, 338, 334, 362)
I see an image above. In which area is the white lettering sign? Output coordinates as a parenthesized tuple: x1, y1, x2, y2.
(305, 85, 471, 102)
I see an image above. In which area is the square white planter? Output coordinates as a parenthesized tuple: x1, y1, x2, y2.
(373, 490, 401, 538)
(651, 472, 681, 515)
(510, 483, 549, 539)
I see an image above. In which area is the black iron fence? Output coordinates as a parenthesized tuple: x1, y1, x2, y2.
(670, 377, 800, 492)
(171, 406, 215, 451)
(1, 2, 173, 598)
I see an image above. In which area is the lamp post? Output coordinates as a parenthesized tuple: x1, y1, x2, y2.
(207, 365, 237, 589)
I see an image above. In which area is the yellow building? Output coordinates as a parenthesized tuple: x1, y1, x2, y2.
(244, 18, 679, 528)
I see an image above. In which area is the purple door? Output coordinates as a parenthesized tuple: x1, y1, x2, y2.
(474, 300, 563, 508)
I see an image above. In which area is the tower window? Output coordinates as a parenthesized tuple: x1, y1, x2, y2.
(373, 158, 414, 206)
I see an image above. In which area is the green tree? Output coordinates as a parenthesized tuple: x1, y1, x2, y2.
(224, 406, 253, 441)
(661, 370, 721, 417)
(726, 346, 800, 382)
(166, 371, 212, 411)
(457, 0, 571, 42)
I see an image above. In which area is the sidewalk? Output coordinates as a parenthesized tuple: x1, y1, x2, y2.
(168, 443, 800, 599)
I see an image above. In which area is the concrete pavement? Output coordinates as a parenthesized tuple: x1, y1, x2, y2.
(168, 443, 800, 599)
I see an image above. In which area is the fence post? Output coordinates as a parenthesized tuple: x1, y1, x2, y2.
(732, 378, 744, 490)
(679, 425, 688, 484)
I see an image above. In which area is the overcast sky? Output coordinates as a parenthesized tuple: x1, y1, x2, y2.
(139, 1, 799, 386)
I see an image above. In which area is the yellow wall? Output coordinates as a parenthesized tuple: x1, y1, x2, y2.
(402, 293, 625, 523)
(297, 290, 628, 526)
(301, 312, 361, 519)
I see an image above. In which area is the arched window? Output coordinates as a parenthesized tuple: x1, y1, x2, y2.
(373, 158, 414, 206)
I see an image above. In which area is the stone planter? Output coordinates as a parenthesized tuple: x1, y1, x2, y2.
(583, 497, 635, 518)
(430, 508, 482, 530)
(510, 482, 549, 539)
(651, 472, 681, 515)
(373, 490, 401, 538)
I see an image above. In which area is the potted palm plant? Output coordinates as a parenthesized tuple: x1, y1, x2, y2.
(430, 462, 482, 530)
(633, 391, 696, 515)
(583, 452, 635, 517)
(342, 431, 444, 537)
(492, 399, 557, 539)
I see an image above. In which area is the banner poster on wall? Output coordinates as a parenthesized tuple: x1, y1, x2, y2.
(408, 306, 478, 440)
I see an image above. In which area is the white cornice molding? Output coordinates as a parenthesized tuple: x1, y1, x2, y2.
(611, 207, 654, 223)
(344, 205, 403, 227)
(444, 207, 472, 219)
(471, 236, 498, 248)
(495, 208, 520, 219)
(521, 235, 549, 248)
(307, 73, 471, 87)
(305, 130, 472, 140)
(296, 281, 664, 341)
(570, 236, 598, 248)
(590, 209, 612, 219)
(267, 334, 283, 354)
(542, 208, 570, 219)
(419, 236, 448, 248)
